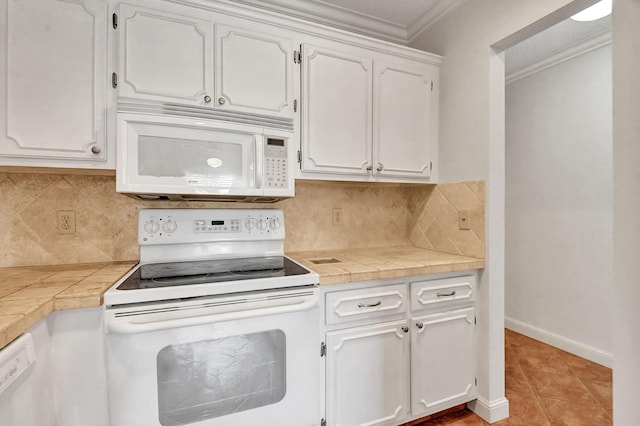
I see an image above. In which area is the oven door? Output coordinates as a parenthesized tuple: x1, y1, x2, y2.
(104, 288, 321, 426)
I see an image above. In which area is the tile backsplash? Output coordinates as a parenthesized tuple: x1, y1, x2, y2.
(0, 172, 485, 267)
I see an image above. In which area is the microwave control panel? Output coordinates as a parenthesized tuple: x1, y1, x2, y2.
(264, 138, 288, 189)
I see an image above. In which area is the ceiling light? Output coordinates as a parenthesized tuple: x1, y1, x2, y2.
(571, 0, 612, 21)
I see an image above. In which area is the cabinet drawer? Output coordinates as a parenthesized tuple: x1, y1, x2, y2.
(410, 276, 475, 311)
(326, 284, 407, 325)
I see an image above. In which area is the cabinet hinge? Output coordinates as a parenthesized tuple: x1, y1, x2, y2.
(294, 50, 301, 64)
(430, 80, 434, 91)
(111, 72, 118, 89)
(430, 161, 432, 172)
(294, 99, 298, 113)
(320, 342, 326, 357)
(474, 316, 477, 325)
(297, 150, 302, 164)
(475, 377, 478, 386)
(320, 419, 326, 426)
(112, 13, 118, 29)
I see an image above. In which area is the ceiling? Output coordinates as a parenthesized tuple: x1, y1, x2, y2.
(229, 0, 466, 45)
(505, 15, 611, 81)
(230, 0, 611, 79)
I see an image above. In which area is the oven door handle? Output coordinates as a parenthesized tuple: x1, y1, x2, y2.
(106, 294, 318, 334)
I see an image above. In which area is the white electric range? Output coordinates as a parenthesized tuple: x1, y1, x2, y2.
(103, 209, 322, 426)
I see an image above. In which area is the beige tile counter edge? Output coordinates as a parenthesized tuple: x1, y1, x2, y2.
(287, 246, 485, 286)
(0, 261, 137, 350)
(0, 246, 484, 349)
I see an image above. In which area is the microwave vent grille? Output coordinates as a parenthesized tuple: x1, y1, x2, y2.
(118, 100, 294, 132)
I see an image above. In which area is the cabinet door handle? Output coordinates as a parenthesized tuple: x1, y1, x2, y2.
(365, 163, 373, 172)
(218, 97, 226, 105)
(90, 145, 101, 154)
(416, 321, 424, 329)
(357, 300, 382, 308)
(204, 95, 212, 103)
(402, 326, 409, 333)
(437, 290, 456, 297)
(376, 163, 384, 173)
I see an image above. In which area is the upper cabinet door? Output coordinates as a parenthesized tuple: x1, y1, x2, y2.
(215, 25, 294, 119)
(117, 4, 214, 107)
(0, 0, 108, 166)
(301, 44, 372, 175)
(373, 60, 437, 179)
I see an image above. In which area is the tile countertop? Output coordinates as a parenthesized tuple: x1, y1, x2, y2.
(0, 261, 137, 350)
(0, 246, 484, 350)
(287, 246, 485, 285)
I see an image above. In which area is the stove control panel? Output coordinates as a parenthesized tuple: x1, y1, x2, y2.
(194, 218, 241, 233)
(138, 209, 285, 244)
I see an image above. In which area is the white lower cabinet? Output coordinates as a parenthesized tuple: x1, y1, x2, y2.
(326, 320, 410, 426)
(323, 275, 476, 426)
(410, 307, 476, 416)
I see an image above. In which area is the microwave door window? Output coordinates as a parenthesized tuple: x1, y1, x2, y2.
(138, 135, 252, 188)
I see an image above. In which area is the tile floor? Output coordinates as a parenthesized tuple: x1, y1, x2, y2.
(411, 329, 613, 425)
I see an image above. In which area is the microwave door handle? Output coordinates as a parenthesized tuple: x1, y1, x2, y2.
(255, 135, 263, 189)
(105, 294, 318, 334)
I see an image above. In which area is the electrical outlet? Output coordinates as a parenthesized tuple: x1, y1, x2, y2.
(57, 210, 76, 234)
(332, 208, 343, 225)
(458, 210, 471, 230)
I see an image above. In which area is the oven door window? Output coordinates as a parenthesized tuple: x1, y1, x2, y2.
(156, 330, 286, 426)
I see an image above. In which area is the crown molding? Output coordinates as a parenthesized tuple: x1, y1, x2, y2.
(506, 30, 611, 85)
(230, 0, 408, 44)
(407, 0, 467, 44)
(230, 0, 465, 45)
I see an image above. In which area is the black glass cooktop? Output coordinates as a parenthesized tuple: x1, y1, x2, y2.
(117, 256, 310, 290)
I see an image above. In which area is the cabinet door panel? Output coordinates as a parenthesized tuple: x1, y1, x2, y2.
(411, 307, 476, 416)
(0, 0, 107, 164)
(374, 61, 436, 179)
(302, 44, 372, 175)
(326, 320, 409, 426)
(118, 4, 213, 106)
(216, 25, 293, 118)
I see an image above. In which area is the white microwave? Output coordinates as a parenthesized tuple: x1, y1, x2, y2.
(116, 114, 294, 201)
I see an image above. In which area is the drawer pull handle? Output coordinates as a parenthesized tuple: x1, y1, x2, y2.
(437, 290, 456, 297)
(357, 300, 382, 308)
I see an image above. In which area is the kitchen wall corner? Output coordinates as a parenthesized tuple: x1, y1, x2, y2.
(407, 180, 486, 259)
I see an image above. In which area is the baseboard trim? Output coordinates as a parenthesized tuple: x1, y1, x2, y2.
(467, 396, 509, 424)
(505, 317, 613, 368)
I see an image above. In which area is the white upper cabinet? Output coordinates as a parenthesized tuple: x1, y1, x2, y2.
(0, 0, 110, 168)
(116, 4, 295, 122)
(300, 42, 439, 183)
(215, 24, 294, 119)
(117, 3, 214, 107)
(301, 44, 372, 175)
(374, 60, 437, 179)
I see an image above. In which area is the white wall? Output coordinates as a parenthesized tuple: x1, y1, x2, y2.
(409, 0, 600, 422)
(505, 44, 613, 366)
(611, 1, 640, 424)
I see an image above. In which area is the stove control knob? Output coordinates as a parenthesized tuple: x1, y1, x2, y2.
(245, 218, 255, 231)
(256, 218, 267, 231)
(162, 220, 177, 234)
(269, 217, 281, 230)
(144, 220, 160, 234)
